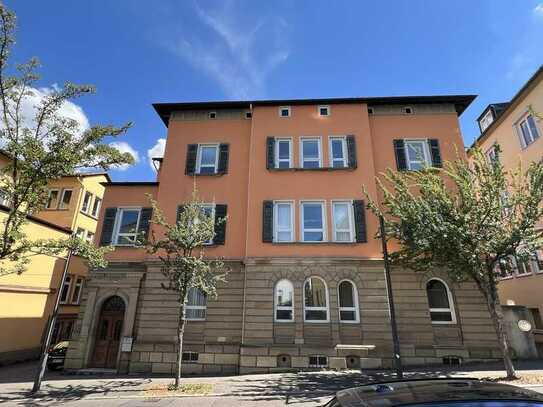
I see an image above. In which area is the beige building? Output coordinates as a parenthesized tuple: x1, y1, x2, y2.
(469, 66, 543, 350)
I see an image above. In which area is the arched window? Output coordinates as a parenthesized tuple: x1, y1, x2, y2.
(275, 280, 294, 322)
(185, 287, 207, 320)
(338, 280, 359, 323)
(426, 279, 456, 324)
(304, 277, 329, 322)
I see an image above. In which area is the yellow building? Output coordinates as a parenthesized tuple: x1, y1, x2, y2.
(0, 157, 109, 363)
(469, 66, 543, 335)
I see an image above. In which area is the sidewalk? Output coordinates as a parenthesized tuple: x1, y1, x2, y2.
(2, 360, 543, 404)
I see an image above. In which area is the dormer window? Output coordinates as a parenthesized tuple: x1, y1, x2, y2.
(479, 109, 494, 132)
(318, 105, 330, 117)
(208, 112, 217, 119)
(279, 107, 291, 118)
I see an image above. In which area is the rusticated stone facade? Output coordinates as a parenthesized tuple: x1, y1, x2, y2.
(66, 258, 501, 374)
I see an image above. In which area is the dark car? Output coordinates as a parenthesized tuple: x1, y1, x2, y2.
(46, 341, 69, 371)
(324, 378, 543, 407)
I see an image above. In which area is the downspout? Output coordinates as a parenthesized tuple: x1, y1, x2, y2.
(241, 103, 254, 346)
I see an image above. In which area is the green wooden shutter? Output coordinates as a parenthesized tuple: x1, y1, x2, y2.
(217, 144, 229, 174)
(185, 144, 198, 175)
(429, 139, 442, 168)
(346, 135, 357, 169)
(214, 204, 227, 245)
(266, 137, 275, 169)
(353, 200, 367, 243)
(99, 207, 117, 246)
(393, 139, 407, 171)
(262, 200, 274, 242)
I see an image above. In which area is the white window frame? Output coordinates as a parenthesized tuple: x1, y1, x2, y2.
(274, 279, 294, 322)
(81, 191, 93, 214)
(303, 276, 330, 323)
(91, 197, 102, 218)
(479, 109, 494, 132)
(59, 275, 72, 304)
(515, 255, 534, 277)
(185, 287, 207, 321)
(58, 189, 73, 210)
(113, 207, 142, 246)
(426, 278, 457, 325)
(331, 200, 354, 242)
(46, 189, 60, 209)
(318, 105, 330, 117)
(308, 355, 328, 368)
(485, 145, 498, 164)
(404, 139, 431, 170)
(337, 279, 360, 323)
(275, 138, 292, 169)
(300, 137, 322, 169)
(75, 227, 86, 239)
(279, 106, 291, 118)
(71, 277, 84, 304)
(199, 203, 216, 245)
(300, 200, 327, 242)
(516, 112, 540, 149)
(196, 144, 219, 175)
(329, 136, 348, 168)
(273, 201, 294, 243)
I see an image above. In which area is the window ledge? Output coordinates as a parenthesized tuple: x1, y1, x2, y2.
(268, 167, 355, 172)
(271, 241, 361, 245)
(187, 173, 225, 177)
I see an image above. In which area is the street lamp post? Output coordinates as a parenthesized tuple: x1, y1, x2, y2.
(379, 215, 403, 379)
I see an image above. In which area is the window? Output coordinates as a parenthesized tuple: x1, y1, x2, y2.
(318, 105, 330, 116)
(275, 139, 292, 169)
(517, 113, 540, 148)
(403, 106, 413, 115)
(516, 256, 534, 276)
(182, 352, 199, 362)
(81, 191, 93, 214)
(113, 208, 141, 245)
(245, 111, 252, 119)
(71, 277, 83, 304)
(300, 138, 322, 168)
(301, 201, 326, 242)
(198, 204, 215, 245)
(304, 277, 329, 322)
(338, 280, 359, 322)
(486, 145, 499, 164)
(196, 144, 219, 174)
(367, 107, 374, 115)
(426, 279, 456, 324)
(332, 201, 354, 242)
(479, 109, 494, 132)
(329, 137, 347, 168)
(91, 197, 102, 218)
(86, 231, 95, 243)
(46, 189, 59, 209)
(529, 308, 543, 330)
(58, 189, 73, 210)
(59, 275, 72, 304)
(275, 279, 294, 322)
(208, 111, 216, 119)
(274, 201, 293, 242)
(0, 189, 9, 206)
(279, 106, 291, 117)
(185, 287, 207, 320)
(496, 257, 515, 280)
(404, 140, 431, 170)
(76, 227, 86, 239)
(309, 355, 328, 368)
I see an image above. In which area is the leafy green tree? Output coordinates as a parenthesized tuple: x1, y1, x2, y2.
(365, 147, 543, 379)
(0, 4, 134, 275)
(146, 189, 227, 389)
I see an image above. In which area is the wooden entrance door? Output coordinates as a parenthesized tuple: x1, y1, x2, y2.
(91, 296, 125, 368)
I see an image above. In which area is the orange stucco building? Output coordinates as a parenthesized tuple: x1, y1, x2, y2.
(66, 96, 501, 374)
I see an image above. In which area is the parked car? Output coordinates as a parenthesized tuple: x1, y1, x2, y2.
(324, 378, 543, 407)
(46, 341, 69, 371)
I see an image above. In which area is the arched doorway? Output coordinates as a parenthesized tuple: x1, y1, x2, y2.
(91, 295, 125, 368)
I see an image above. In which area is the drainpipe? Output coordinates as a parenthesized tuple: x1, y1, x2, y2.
(380, 215, 403, 379)
(32, 249, 73, 393)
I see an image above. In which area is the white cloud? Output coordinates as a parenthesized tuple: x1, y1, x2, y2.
(164, 3, 290, 99)
(109, 141, 140, 171)
(147, 138, 166, 171)
(534, 3, 543, 15)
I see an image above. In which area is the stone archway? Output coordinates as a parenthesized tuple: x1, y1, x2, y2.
(90, 295, 125, 368)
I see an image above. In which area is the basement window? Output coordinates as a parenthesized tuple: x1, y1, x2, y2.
(309, 355, 328, 368)
(182, 352, 199, 363)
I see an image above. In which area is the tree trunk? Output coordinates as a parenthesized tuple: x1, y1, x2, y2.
(175, 303, 186, 389)
(484, 283, 517, 379)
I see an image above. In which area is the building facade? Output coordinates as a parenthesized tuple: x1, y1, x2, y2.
(66, 96, 501, 374)
(0, 153, 108, 363)
(469, 66, 543, 351)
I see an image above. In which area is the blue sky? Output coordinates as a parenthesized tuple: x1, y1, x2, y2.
(5, 0, 543, 181)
